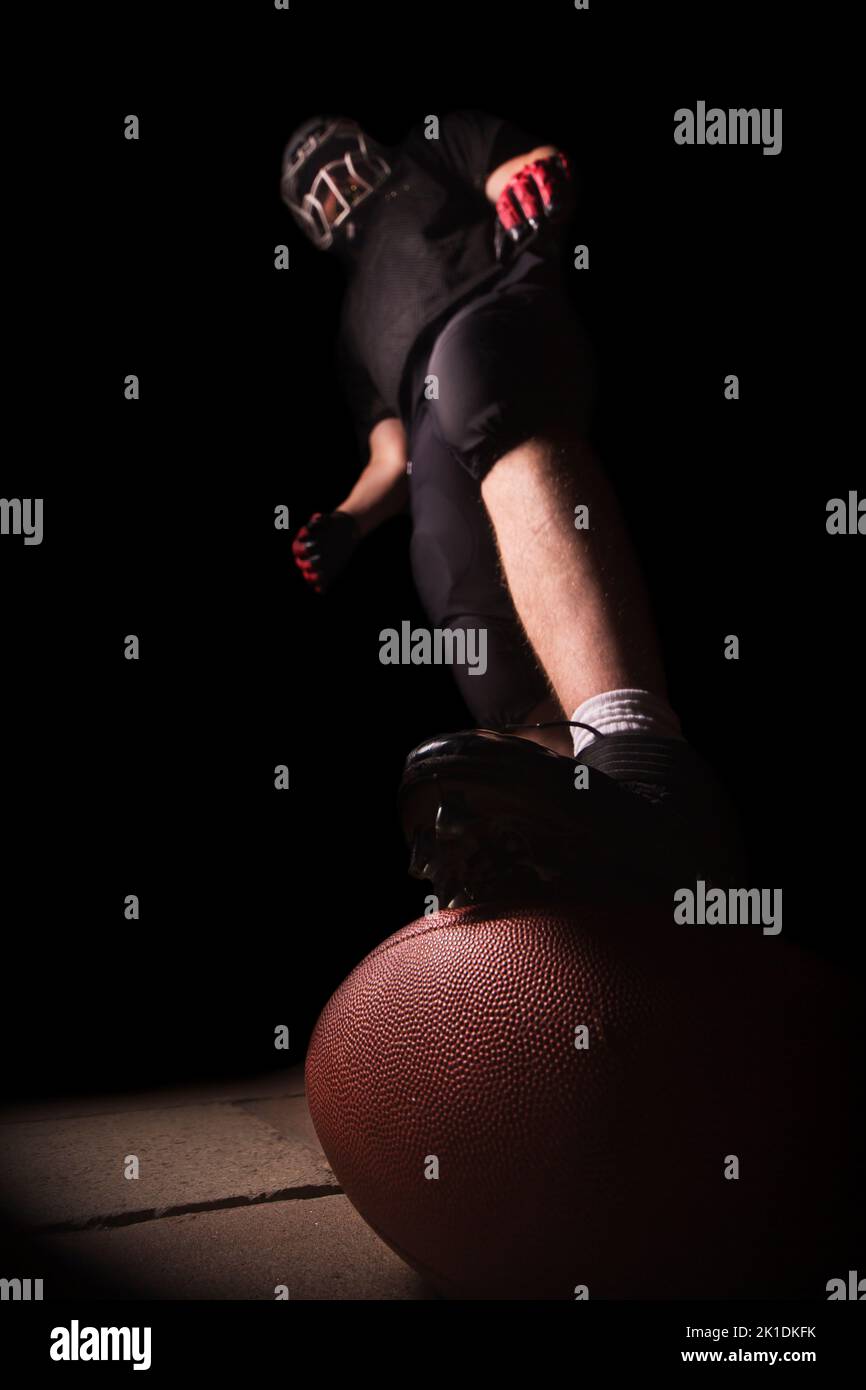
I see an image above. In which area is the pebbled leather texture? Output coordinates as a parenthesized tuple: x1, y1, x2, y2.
(306, 901, 859, 1299)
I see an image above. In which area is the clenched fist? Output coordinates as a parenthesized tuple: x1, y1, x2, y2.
(292, 511, 360, 594)
(495, 151, 574, 246)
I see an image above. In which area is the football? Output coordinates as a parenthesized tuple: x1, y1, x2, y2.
(306, 901, 856, 1299)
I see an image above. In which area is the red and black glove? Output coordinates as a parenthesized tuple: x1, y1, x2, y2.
(292, 511, 360, 594)
(495, 151, 574, 246)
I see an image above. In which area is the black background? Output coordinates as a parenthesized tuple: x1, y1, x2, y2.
(2, 4, 860, 1113)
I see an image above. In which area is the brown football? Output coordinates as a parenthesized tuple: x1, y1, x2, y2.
(306, 901, 857, 1299)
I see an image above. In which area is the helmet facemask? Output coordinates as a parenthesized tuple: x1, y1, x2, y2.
(282, 118, 392, 251)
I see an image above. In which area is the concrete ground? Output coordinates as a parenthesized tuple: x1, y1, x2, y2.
(0, 1067, 431, 1299)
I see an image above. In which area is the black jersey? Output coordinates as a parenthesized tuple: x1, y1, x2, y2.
(337, 110, 541, 446)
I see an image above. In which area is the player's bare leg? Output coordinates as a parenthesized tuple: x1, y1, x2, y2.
(480, 432, 668, 719)
(399, 425, 746, 906)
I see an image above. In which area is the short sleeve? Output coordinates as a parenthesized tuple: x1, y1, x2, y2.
(435, 110, 542, 193)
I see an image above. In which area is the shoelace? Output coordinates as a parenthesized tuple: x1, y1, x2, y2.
(503, 720, 606, 739)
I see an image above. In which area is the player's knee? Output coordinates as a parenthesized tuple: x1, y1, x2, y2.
(425, 302, 597, 482)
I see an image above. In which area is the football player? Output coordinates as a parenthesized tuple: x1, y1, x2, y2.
(283, 113, 745, 906)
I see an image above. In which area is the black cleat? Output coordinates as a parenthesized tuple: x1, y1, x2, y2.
(398, 726, 748, 909)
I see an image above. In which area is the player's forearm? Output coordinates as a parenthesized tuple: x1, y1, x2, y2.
(485, 146, 558, 204)
(339, 463, 408, 538)
(337, 418, 409, 538)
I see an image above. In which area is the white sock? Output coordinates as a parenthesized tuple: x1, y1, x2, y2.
(569, 688, 684, 758)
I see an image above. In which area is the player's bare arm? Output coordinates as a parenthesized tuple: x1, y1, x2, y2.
(292, 418, 408, 593)
(337, 418, 409, 538)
